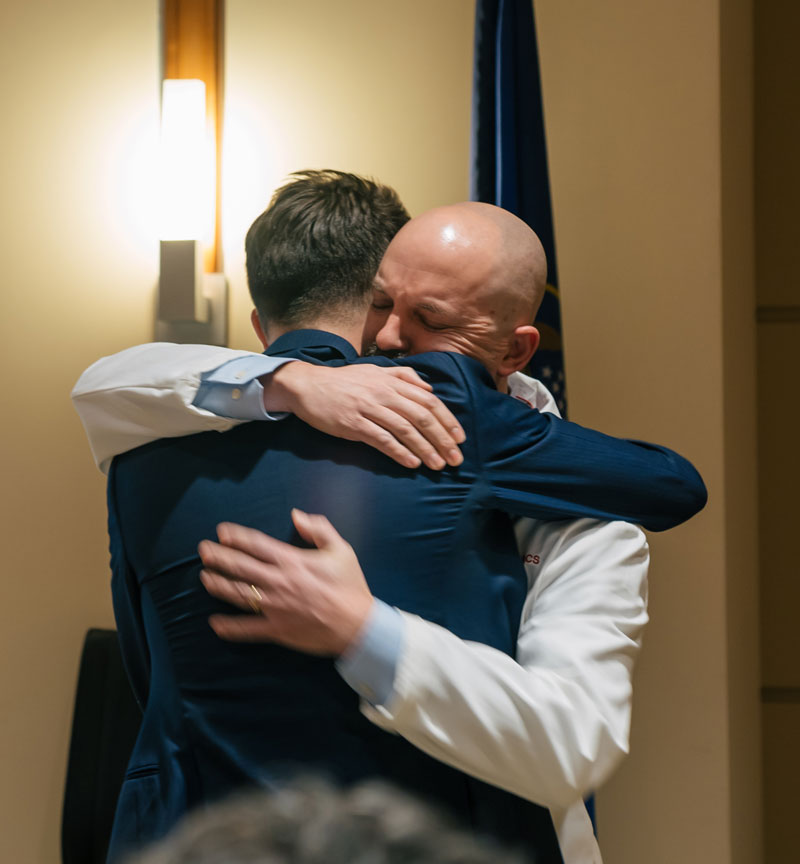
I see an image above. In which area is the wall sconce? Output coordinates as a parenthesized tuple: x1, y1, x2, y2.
(155, 78, 227, 345)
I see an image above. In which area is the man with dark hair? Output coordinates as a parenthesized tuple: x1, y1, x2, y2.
(74, 171, 704, 864)
(245, 170, 411, 330)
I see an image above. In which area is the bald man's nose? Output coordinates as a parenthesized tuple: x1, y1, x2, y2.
(375, 312, 406, 351)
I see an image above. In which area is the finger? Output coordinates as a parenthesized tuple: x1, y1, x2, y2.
(422, 392, 466, 446)
(208, 613, 276, 643)
(357, 367, 465, 451)
(212, 522, 295, 563)
(373, 377, 465, 448)
(201, 568, 267, 612)
(290, 509, 347, 552)
(363, 406, 447, 470)
(365, 386, 464, 467)
(392, 384, 466, 450)
(383, 366, 433, 391)
(382, 375, 465, 447)
(198, 539, 283, 586)
(347, 416, 423, 468)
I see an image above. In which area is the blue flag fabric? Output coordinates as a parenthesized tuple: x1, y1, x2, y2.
(471, 0, 567, 417)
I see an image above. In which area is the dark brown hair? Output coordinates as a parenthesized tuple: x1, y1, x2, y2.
(245, 170, 409, 329)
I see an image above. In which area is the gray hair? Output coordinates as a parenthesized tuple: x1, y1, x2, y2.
(131, 778, 530, 864)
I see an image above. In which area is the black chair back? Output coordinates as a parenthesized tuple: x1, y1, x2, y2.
(62, 628, 142, 864)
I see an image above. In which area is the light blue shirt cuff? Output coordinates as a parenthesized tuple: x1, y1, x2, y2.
(193, 355, 294, 421)
(336, 599, 403, 707)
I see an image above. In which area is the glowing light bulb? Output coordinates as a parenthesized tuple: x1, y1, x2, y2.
(159, 79, 213, 241)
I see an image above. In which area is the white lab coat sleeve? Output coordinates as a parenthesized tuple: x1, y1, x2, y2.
(71, 343, 261, 473)
(361, 518, 649, 812)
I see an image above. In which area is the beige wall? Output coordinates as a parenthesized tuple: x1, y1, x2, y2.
(536, 0, 759, 861)
(1, 1, 763, 862)
(0, 2, 159, 858)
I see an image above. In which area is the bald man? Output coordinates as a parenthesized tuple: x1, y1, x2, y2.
(74, 175, 704, 863)
(363, 202, 545, 382)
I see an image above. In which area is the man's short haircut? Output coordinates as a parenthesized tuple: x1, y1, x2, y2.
(245, 169, 410, 330)
(132, 777, 527, 864)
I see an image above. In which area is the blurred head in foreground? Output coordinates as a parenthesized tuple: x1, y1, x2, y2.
(131, 778, 529, 864)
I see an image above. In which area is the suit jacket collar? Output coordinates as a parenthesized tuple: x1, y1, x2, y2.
(264, 329, 359, 363)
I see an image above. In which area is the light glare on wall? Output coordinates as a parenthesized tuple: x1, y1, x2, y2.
(160, 79, 212, 241)
(156, 78, 227, 345)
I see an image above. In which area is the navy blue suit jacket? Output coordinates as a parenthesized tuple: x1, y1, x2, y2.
(107, 331, 705, 863)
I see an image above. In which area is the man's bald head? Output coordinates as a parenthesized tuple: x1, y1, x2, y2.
(398, 202, 547, 323)
(363, 202, 547, 390)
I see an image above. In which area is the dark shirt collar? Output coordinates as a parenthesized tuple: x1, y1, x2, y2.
(264, 329, 359, 363)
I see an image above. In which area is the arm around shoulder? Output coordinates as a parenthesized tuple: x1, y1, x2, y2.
(72, 342, 261, 472)
(417, 354, 707, 531)
(480, 393, 707, 531)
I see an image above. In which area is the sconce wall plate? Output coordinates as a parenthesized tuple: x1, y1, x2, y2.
(158, 239, 207, 322)
(155, 270, 228, 346)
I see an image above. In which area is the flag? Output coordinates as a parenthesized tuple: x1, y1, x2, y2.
(471, 0, 567, 417)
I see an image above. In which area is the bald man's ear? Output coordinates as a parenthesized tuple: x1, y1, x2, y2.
(498, 325, 540, 378)
(251, 309, 269, 349)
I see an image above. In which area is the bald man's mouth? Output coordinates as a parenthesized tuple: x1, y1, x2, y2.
(363, 343, 408, 360)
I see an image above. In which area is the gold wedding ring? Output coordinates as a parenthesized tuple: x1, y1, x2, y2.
(247, 584, 263, 615)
